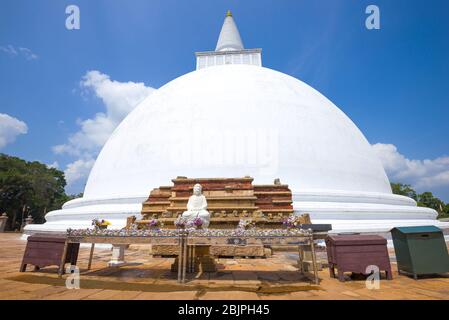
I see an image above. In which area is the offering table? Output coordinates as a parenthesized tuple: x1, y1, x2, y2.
(66, 228, 318, 284)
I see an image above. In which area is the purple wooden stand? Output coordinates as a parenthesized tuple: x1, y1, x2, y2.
(20, 234, 80, 276)
(325, 234, 393, 282)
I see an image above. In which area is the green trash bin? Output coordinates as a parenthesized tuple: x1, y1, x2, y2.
(390, 226, 449, 279)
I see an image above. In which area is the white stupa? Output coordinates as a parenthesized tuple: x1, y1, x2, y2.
(25, 11, 448, 236)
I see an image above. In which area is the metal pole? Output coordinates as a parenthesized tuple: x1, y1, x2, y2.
(192, 244, 196, 273)
(187, 244, 192, 273)
(182, 232, 187, 283)
(309, 234, 319, 285)
(58, 241, 69, 277)
(87, 243, 95, 270)
(177, 234, 184, 283)
(298, 244, 304, 273)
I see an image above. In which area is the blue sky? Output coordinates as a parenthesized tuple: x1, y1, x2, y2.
(1, 0, 448, 200)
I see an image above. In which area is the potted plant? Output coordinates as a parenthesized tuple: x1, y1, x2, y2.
(191, 217, 204, 229)
(283, 215, 301, 229)
(92, 218, 111, 230)
(174, 216, 188, 229)
(174, 216, 204, 230)
(147, 218, 163, 230)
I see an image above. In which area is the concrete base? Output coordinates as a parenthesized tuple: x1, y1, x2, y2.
(108, 244, 129, 267)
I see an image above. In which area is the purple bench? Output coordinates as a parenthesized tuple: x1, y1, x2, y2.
(325, 234, 393, 282)
(20, 234, 79, 275)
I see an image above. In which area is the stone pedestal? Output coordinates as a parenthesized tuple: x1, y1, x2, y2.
(210, 244, 267, 257)
(153, 243, 269, 258)
(171, 245, 217, 273)
(0, 213, 8, 232)
(24, 215, 33, 229)
(108, 244, 129, 267)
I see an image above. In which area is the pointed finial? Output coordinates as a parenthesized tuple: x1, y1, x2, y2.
(216, 9, 243, 51)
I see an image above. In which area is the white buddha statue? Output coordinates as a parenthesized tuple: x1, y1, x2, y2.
(182, 183, 211, 228)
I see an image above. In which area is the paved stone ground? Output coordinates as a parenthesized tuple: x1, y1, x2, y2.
(1, 233, 448, 300)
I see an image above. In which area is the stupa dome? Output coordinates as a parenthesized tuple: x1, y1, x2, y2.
(84, 64, 391, 199)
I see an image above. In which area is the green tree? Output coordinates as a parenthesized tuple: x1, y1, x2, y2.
(417, 191, 446, 216)
(390, 183, 417, 200)
(0, 174, 33, 230)
(442, 203, 449, 218)
(0, 153, 72, 230)
(390, 182, 448, 219)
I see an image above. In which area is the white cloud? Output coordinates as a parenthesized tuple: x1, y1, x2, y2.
(372, 143, 449, 189)
(54, 70, 155, 157)
(54, 70, 156, 188)
(0, 45, 38, 60)
(18, 47, 39, 60)
(46, 161, 59, 169)
(0, 113, 28, 149)
(64, 158, 95, 186)
(0, 45, 17, 56)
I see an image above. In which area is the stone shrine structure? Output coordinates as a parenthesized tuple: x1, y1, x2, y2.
(138, 176, 296, 257)
(139, 176, 293, 229)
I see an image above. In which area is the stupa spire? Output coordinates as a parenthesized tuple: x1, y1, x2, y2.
(195, 11, 261, 70)
(215, 10, 244, 52)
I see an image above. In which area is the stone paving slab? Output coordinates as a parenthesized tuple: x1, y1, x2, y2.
(1, 233, 449, 300)
(199, 290, 259, 300)
(46, 288, 104, 300)
(134, 291, 198, 300)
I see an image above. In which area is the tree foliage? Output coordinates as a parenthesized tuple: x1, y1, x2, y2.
(390, 183, 417, 201)
(0, 153, 79, 230)
(391, 182, 449, 218)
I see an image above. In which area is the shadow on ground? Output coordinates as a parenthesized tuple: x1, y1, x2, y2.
(7, 267, 321, 294)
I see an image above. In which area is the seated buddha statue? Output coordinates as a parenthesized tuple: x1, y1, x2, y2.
(182, 183, 211, 228)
